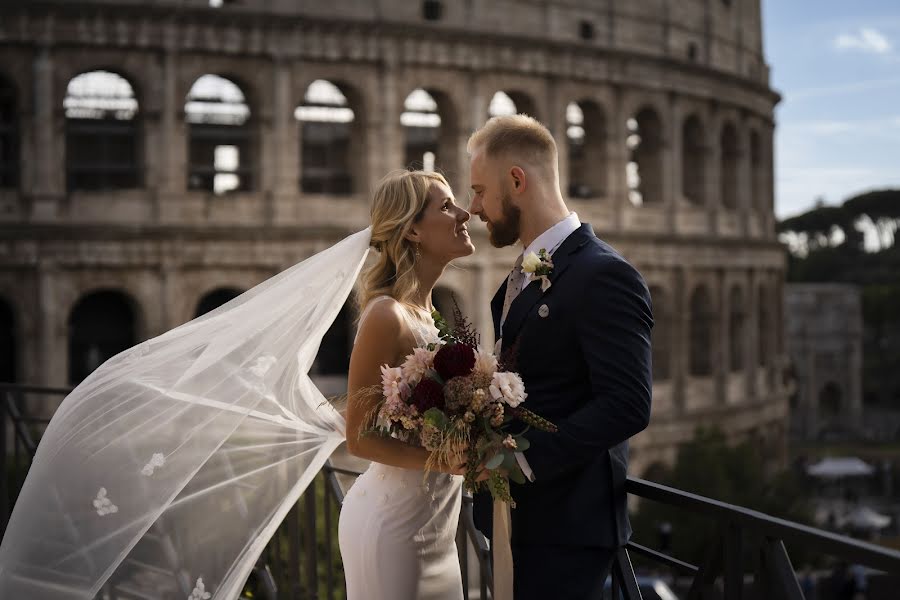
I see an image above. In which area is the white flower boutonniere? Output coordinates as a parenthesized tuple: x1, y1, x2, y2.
(522, 248, 554, 292)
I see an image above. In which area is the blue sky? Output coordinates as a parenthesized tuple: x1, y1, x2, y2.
(761, 0, 900, 219)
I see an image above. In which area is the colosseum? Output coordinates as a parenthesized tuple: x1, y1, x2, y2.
(0, 0, 788, 475)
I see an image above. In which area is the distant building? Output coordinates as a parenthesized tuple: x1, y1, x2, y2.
(785, 284, 863, 440)
(0, 0, 787, 475)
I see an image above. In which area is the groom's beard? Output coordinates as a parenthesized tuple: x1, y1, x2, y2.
(486, 193, 521, 248)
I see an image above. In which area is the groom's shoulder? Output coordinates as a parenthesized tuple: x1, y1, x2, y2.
(573, 233, 648, 292)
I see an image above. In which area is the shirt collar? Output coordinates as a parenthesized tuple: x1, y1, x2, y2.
(522, 212, 581, 260)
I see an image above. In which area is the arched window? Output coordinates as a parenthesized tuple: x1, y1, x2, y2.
(0, 75, 19, 189)
(689, 285, 713, 376)
(627, 108, 663, 206)
(720, 122, 739, 210)
(648, 286, 669, 380)
(402, 88, 440, 172)
(186, 74, 253, 194)
(682, 115, 706, 206)
(488, 90, 538, 119)
(296, 80, 355, 195)
(0, 297, 16, 383)
(68, 291, 138, 385)
(758, 285, 770, 367)
(64, 70, 140, 190)
(312, 301, 353, 376)
(750, 129, 763, 213)
(195, 287, 244, 318)
(819, 381, 842, 416)
(729, 286, 744, 372)
(567, 101, 606, 199)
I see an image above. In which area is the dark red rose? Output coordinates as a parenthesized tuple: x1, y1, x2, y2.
(409, 377, 445, 413)
(433, 342, 477, 381)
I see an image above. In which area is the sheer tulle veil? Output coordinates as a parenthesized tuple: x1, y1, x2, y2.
(0, 227, 372, 599)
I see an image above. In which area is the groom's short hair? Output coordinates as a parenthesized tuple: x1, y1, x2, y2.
(467, 114, 558, 172)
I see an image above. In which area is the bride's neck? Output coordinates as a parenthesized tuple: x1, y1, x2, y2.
(410, 257, 445, 311)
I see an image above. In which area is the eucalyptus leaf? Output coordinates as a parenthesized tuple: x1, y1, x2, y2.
(485, 453, 504, 470)
(514, 437, 530, 452)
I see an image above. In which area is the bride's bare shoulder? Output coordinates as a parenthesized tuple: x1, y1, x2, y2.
(356, 297, 408, 343)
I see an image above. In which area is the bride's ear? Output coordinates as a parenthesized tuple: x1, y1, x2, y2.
(404, 227, 422, 243)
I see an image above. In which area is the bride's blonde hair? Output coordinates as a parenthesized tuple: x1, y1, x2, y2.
(358, 169, 450, 314)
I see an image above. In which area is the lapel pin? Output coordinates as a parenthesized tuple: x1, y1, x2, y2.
(538, 304, 550, 318)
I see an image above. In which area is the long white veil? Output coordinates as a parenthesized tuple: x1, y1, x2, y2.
(0, 228, 372, 599)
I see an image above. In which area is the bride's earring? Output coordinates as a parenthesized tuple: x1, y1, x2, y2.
(414, 243, 421, 259)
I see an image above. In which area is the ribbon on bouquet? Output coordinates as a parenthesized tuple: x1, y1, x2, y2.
(492, 498, 514, 600)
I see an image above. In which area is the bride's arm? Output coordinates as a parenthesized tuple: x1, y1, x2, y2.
(344, 300, 461, 474)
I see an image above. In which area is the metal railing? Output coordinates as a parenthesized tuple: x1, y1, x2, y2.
(4, 383, 900, 599)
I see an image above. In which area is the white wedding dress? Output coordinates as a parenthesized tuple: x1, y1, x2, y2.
(338, 297, 465, 600)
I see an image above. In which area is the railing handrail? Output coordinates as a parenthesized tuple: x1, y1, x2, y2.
(626, 476, 900, 573)
(0, 383, 71, 395)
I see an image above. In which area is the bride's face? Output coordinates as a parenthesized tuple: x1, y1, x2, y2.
(409, 181, 475, 263)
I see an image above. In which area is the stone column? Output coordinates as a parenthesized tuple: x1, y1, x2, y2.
(476, 261, 496, 350)
(666, 94, 682, 232)
(736, 122, 752, 236)
(271, 58, 299, 221)
(746, 268, 759, 399)
(158, 40, 185, 204)
(715, 268, 728, 404)
(672, 266, 687, 413)
(31, 47, 63, 219)
(606, 85, 628, 231)
(37, 261, 66, 387)
(706, 107, 722, 235)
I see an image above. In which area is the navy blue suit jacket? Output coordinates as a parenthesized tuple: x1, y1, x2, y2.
(473, 223, 654, 548)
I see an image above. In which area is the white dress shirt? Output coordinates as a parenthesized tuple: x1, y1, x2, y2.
(513, 212, 581, 482)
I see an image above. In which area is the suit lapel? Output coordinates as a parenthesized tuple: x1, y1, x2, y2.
(490, 278, 508, 342)
(500, 224, 594, 345)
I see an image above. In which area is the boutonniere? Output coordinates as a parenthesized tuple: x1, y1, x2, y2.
(522, 249, 554, 292)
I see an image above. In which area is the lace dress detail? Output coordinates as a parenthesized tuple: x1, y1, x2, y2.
(339, 295, 464, 600)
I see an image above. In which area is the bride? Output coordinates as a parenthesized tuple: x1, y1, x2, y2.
(339, 170, 475, 600)
(0, 169, 476, 599)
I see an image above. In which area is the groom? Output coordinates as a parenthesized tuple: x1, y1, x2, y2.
(468, 114, 653, 599)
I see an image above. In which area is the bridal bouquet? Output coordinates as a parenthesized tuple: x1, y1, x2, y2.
(367, 304, 556, 506)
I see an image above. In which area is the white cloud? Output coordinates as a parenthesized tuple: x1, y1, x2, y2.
(834, 28, 892, 54)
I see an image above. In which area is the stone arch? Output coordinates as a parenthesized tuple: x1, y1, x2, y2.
(689, 284, 714, 376)
(648, 285, 669, 381)
(627, 106, 663, 206)
(0, 72, 19, 189)
(64, 69, 141, 190)
(194, 287, 244, 318)
(758, 284, 770, 367)
(0, 295, 17, 383)
(185, 73, 255, 193)
(67, 290, 140, 385)
(566, 100, 607, 199)
(681, 113, 706, 206)
(400, 87, 459, 179)
(720, 121, 739, 210)
(488, 90, 539, 120)
(311, 298, 354, 376)
(296, 79, 365, 195)
(729, 285, 744, 372)
(749, 128, 763, 213)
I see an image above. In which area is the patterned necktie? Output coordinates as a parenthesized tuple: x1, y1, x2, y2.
(499, 253, 525, 342)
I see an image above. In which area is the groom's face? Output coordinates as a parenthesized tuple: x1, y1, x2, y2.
(469, 151, 521, 248)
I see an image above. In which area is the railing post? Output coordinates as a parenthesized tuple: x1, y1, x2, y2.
(304, 483, 319, 600)
(761, 538, 805, 600)
(612, 547, 644, 600)
(724, 521, 744, 600)
(1, 389, 8, 537)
